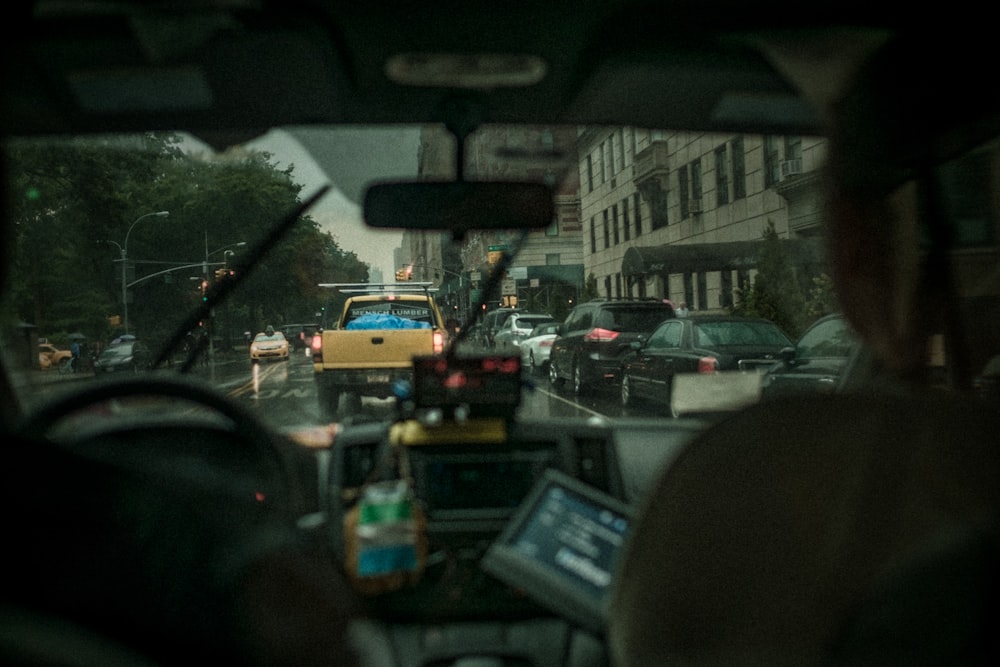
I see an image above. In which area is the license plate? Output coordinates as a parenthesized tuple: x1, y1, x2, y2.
(367, 373, 390, 383)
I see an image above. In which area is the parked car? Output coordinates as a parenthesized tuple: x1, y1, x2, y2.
(519, 321, 561, 374)
(620, 315, 794, 412)
(249, 330, 290, 364)
(760, 314, 860, 399)
(549, 298, 675, 394)
(37, 343, 72, 370)
(92, 340, 151, 374)
(492, 312, 555, 351)
(480, 307, 522, 348)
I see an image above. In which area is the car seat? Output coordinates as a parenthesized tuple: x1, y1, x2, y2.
(607, 390, 1000, 667)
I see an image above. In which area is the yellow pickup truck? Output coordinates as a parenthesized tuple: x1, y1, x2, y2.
(312, 283, 448, 421)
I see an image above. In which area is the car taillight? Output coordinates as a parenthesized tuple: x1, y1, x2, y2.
(698, 356, 718, 373)
(583, 327, 619, 342)
(311, 334, 323, 362)
(433, 330, 445, 354)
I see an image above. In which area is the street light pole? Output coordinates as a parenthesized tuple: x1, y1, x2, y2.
(121, 210, 169, 334)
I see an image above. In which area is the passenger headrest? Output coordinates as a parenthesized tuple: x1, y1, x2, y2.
(607, 392, 1000, 667)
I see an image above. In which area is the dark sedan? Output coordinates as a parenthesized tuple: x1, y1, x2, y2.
(760, 313, 860, 398)
(93, 340, 151, 374)
(620, 315, 793, 413)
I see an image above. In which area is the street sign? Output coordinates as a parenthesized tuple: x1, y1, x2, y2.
(501, 277, 517, 295)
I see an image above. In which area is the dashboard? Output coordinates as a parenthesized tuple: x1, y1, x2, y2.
(324, 418, 626, 621)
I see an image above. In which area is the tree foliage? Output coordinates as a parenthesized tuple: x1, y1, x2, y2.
(5, 134, 368, 350)
(730, 221, 808, 339)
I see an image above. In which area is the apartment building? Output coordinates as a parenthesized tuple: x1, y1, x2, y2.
(578, 127, 827, 312)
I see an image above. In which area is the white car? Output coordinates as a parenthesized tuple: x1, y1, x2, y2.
(492, 313, 555, 351)
(519, 321, 561, 374)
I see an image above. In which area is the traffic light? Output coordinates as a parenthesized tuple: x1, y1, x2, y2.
(395, 268, 410, 281)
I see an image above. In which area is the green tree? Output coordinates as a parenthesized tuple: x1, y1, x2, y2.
(730, 221, 808, 338)
(6, 134, 369, 352)
(582, 272, 599, 301)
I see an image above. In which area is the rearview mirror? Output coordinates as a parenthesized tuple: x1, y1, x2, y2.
(364, 181, 554, 231)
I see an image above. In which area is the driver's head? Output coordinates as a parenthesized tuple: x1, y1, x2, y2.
(822, 29, 1000, 381)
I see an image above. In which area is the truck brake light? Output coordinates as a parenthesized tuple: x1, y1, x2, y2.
(311, 333, 323, 362)
(433, 330, 444, 354)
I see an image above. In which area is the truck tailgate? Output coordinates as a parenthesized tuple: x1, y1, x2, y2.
(320, 329, 435, 368)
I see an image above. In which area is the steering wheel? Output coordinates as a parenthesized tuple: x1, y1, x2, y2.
(15, 374, 300, 510)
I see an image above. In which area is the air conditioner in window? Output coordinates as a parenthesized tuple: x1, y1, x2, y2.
(688, 198, 702, 214)
(780, 158, 803, 178)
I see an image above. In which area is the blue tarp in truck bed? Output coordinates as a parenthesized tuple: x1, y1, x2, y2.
(345, 313, 431, 330)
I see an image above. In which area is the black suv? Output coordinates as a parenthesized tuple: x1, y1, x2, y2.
(549, 298, 675, 394)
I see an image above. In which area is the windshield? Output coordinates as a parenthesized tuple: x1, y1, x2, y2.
(4, 10, 1000, 667)
(2, 127, 840, 428)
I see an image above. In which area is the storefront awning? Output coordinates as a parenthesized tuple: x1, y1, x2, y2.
(621, 239, 822, 278)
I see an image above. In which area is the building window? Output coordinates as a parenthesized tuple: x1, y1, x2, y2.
(622, 198, 631, 241)
(720, 270, 733, 308)
(683, 273, 694, 310)
(715, 145, 729, 206)
(634, 192, 642, 236)
(612, 204, 620, 245)
(604, 275, 612, 299)
(545, 217, 559, 237)
(678, 168, 690, 219)
(690, 158, 702, 200)
(784, 135, 802, 161)
(764, 135, 781, 188)
(546, 253, 561, 265)
(603, 209, 610, 248)
(731, 136, 746, 200)
(615, 273, 622, 298)
(598, 142, 606, 183)
(618, 128, 626, 172)
(607, 137, 615, 177)
(697, 272, 707, 311)
(586, 154, 594, 193)
(589, 216, 596, 253)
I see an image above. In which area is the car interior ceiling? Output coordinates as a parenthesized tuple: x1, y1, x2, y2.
(3, 4, 1000, 667)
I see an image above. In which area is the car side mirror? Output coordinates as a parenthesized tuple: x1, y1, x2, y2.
(778, 346, 796, 364)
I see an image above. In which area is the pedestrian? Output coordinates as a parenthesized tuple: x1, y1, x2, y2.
(69, 339, 81, 372)
(675, 301, 689, 317)
(198, 330, 210, 367)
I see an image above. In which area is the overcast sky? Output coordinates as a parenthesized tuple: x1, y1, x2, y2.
(246, 128, 420, 279)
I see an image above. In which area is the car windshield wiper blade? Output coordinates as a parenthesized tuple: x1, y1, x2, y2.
(153, 184, 333, 372)
(447, 228, 528, 359)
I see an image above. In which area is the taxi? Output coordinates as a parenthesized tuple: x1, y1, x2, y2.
(249, 329, 290, 364)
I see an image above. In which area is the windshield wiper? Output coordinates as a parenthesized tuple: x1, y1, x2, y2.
(446, 228, 528, 359)
(153, 184, 333, 372)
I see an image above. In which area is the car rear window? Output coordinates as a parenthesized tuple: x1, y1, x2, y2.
(694, 321, 791, 347)
(345, 301, 434, 326)
(596, 305, 674, 332)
